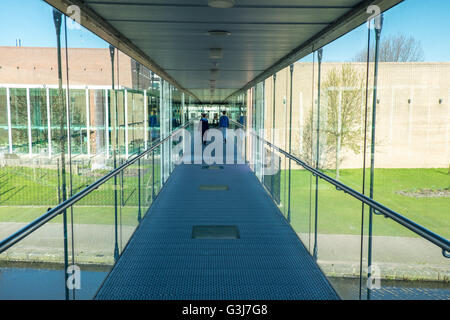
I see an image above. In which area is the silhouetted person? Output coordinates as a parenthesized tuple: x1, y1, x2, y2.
(219, 111, 229, 143)
(200, 113, 209, 145)
(239, 112, 246, 126)
(149, 111, 158, 140)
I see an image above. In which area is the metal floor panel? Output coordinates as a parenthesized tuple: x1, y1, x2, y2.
(95, 164, 339, 300)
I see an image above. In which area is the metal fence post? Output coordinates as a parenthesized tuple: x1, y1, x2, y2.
(313, 48, 323, 261)
(287, 64, 294, 223)
(152, 149, 156, 200)
(367, 14, 384, 300)
(138, 147, 142, 223)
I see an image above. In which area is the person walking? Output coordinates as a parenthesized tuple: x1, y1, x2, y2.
(219, 111, 229, 143)
(200, 113, 209, 145)
(239, 112, 246, 126)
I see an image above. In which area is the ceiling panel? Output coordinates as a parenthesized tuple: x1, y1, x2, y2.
(68, 0, 392, 102)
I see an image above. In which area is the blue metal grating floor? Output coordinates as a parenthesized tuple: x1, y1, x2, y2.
(95, 164, 339, 300)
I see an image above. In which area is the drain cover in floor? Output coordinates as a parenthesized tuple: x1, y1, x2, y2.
(198, 185, 229, 191)
(192, 226, 240, 239)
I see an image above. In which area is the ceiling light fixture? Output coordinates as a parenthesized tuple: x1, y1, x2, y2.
(207, 30, 231, 36)
(208, 0, 235, 8)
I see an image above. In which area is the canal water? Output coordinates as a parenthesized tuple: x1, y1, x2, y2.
(0, 262, 109, 300)
(329, 277, 450, 300)
(0, 262, 449, 300)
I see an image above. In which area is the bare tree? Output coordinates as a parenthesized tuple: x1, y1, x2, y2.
(301, 65, 364, 179)
(323, 65, 364, 179)
(354, 34, 425, 62)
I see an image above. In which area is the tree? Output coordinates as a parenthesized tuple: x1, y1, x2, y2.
(323, 65, 364, 179)
(301, 64, 364, 180)
(354, 34, 425, 62)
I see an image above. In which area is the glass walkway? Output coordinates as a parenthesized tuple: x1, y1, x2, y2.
(0, 0, 449, 302)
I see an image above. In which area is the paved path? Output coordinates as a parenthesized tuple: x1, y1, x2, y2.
(298, 233, 450, 281)
(0, 222, 135, 265)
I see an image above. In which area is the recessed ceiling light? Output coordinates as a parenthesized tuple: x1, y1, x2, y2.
(208, 0, 235, 8)
(210, 48, 223, 59)
(207, 30, 231, 36)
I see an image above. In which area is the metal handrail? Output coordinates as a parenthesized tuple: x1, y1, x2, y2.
(0, 121, 193, 254)
(231, 120, 450, 256)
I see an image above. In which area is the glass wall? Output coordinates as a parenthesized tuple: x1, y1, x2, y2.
(0, 0, 195, 300)
(369, 0, 450, 299)
(9, 88, 28, 154)
(30, 88, 49, 155)
(0, 88, 9, 152)
(148, 86, 160, 144)
(238, 0, 449, 300)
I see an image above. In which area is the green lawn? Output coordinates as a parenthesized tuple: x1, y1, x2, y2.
(0, 166, 448, 240)
(0, 162, 161, 204)
(0, 206, 140, 226)
(0, 162, 162, 225)
(279, 168, 450, 238)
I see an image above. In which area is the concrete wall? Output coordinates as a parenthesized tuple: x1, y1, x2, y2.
(262, 62, 450, 169)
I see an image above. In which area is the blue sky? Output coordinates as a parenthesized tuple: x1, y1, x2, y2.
(0, 0, 108, 49)
(0, 0, 449, 62)
(322, 0, 450, 62)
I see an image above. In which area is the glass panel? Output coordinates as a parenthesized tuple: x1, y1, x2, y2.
(288, 53, 316, 254)
(69, 89, 87, 155)
(373, 0, 450, 238)
(30, 88, 49, 156)
(262, 146, 282, 207)
(9, 88, 28, 154)
(154, 146, 162, 194)
(289, 168, 314, 253)
(315, 179, 370, 300)
(0, 220, 66, 299)
(119, 157, 140, 250)
(127, 90, 145, 155)
(0, 88, 9, 152)
(49, 88, 67, 156)
(171, 87, 182, 130)
(370, 212, 450, 300)
(69, 177, 116, 300)
(148, 88, 161, 143)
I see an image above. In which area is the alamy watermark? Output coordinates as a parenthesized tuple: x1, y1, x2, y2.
(171, 127, 280, 175)
(367, 264, 381, 290)
(367, 5, 382, 30)
(67, 265, 81, 290)
(66, 5, 81, 30)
